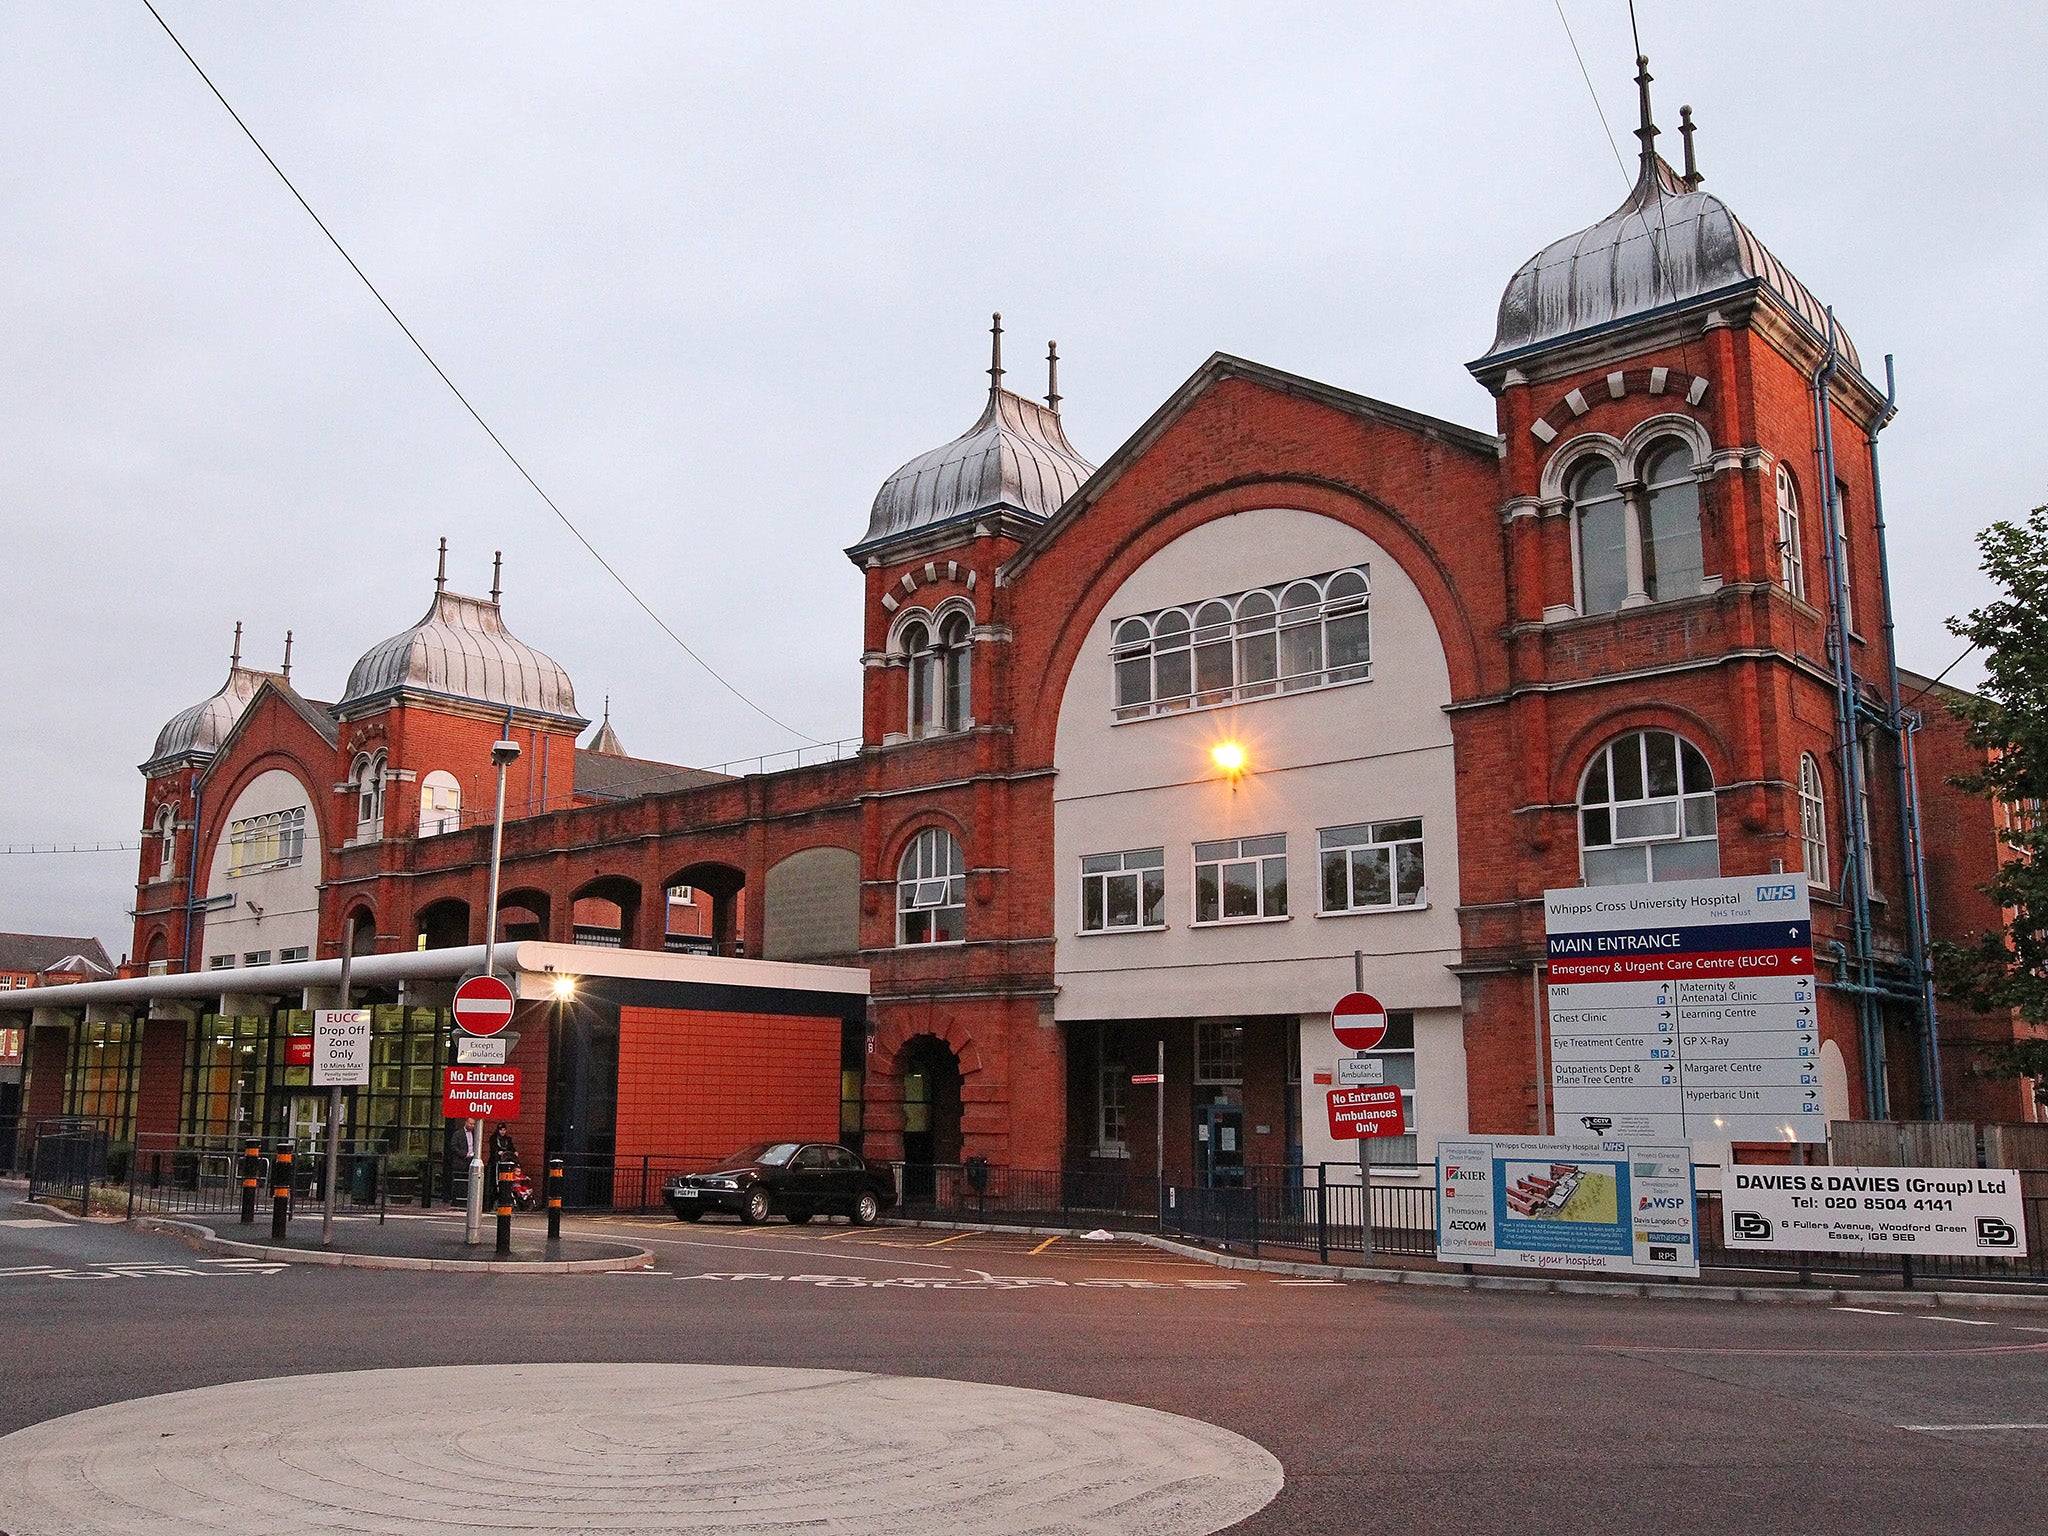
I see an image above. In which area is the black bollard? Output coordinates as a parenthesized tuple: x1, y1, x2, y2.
(271, 1141, 293, 1242)
(547, 1158, 563, 1244)
(495, 1171, 513, 1258)
(240, 1138, 261, 1225)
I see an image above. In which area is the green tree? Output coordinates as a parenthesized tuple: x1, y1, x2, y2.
(1932, 506, 2048, 1103)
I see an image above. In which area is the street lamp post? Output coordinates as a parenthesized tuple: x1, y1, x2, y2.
(466, 728, 521, 1246)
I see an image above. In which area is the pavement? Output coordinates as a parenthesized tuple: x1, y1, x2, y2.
(135, 1207, 653, 1271)
(2, 1207, 2046, 1534)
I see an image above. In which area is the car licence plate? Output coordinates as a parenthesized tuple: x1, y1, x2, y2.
(674, 1188, 699, 1199)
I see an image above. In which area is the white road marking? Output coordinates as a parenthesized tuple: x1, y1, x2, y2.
(1918, 1315, 1999, 1327)
(1901, 1423, 2048, 1432)
(1273, 1279, 1342, 1286)
(1832, 1306, 1900, 1316)
(0, 1219, 66, 1228)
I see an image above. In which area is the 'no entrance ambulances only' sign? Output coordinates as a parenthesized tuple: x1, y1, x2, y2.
(443, 1066, 522, 1120)
(1327, 1085, 1405, 1140)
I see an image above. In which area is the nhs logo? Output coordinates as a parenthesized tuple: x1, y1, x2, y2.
(1757, 883, 1799, 902)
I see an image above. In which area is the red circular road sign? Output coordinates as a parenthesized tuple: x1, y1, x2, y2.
(1331, 991, 1389, 1053)
(452, 974, 516, 1037)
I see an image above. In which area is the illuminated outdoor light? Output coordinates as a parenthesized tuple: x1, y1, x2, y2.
(1212, 742, 1247, 778)
(552, 974, 576, 1000)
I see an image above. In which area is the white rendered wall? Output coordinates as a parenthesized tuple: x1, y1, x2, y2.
(200, 768, 322, 968)
(1050, 507, 1466, 1153)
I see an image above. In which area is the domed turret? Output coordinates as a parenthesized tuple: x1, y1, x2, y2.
(141, 623, 276, 775)
(1477, 61, 1855, 372)
(335, 546, 585, 725)
(852, 316, 1095, 553)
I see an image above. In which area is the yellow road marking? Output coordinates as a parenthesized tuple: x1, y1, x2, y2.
(922, 1231, 973, 1248)
(1028, 1235, 1061, 1256)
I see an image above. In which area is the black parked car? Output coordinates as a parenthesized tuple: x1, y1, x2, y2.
(665, 1142, 897, 1226)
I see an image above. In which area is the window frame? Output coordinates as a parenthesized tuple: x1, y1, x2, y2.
(1191, 835, 1289, 926)
(353, 751, 387, 840)
(226, 806, 307, 878)
(1776, 465, 1805, 601)
(1110, 566, 1371, 723)
(895, 827, 966, 946)
(418, 770, 462, 839)
(1079, 847, 1167, 934)
(1799, 752, 1829, 891)
(1317, 819, 1427, 915)
(1577, 730, 1721, 886)
(1562, 434, 1708, 617)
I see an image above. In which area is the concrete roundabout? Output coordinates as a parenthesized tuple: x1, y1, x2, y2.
(0, 1362, 1283, 1534)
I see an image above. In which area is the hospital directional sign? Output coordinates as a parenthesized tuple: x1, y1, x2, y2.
(1544, 874, 1822, 1143)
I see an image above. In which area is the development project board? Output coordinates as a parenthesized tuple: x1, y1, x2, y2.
(1435, 1136, 1699, 1277)
(1545, 873, 1823, 1144)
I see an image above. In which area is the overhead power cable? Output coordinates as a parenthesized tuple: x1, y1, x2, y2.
(139, 1, 824, 746)
(0, 842, 141, 855)
(1552, 0, 1630, 188)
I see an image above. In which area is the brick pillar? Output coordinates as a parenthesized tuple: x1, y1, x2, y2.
(135, 1017, 188, 1146)
(23, 1025, 69, 1126)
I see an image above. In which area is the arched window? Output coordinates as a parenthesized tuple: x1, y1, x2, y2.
(1193, 599, 1234, 698)
(1235, 590, 1278, 694)
(153, 804, 177, 882)
(1776, 466, 1805, 600)
(897, 828, 965, 945)
(1571, 457, 1629, 615)
(1113, 617, 1153, 710)
(1640, 440, 1704, 601)
(1799, 753, 1828, 890)
(418, 770, 462, 838)
(900, 621, 935, 738)
(1570, 439, 1707, 614)
(353, 752, 386, 839)
(938, 612, 972, 732)
(1579, 730, 1719, 885)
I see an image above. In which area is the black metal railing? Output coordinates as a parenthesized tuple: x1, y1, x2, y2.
(117, 1137, 395, 1226)
(27, 1117, 112, 1208)
(1161, 1167, 1437, 1261)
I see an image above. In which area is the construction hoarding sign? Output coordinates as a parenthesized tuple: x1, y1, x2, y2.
(1722, 1166, 2028, 1257)
(1436, 1135, 1700, 1278)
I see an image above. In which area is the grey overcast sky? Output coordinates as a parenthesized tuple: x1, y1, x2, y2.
(3, 3, 2042, 958)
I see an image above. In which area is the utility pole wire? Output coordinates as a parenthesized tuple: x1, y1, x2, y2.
(139, 1, 824, 746)
(1552, 0, 1631, 188)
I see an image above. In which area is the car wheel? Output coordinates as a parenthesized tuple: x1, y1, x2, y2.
(741, 1188, 771, 1225)
(786, 1211, 814, 1225)
(672, 1208, 704, 1223)
(850, 1191, 880, 1227)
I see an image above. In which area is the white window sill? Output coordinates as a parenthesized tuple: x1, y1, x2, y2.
(1315, 904, 1430, 919)
(1189, 914, 1292, 929)
(1076, 924, 1170, 937)
(1112, 669, 1372, 725)
(896, 938, 966, 950)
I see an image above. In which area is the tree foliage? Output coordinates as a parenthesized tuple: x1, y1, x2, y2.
(1932, 506, 2048, 1057)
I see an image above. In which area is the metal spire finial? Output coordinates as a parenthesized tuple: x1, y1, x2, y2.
(434, 536, 448, 594)
(1045, 341, 1061, 412)
(281, 630, 293, 682)
(230, 620, 242, 670)
(1632, 55, 1659, 177)
(987, 312, 1004, 392)
(603, 694, 611, 724)
(1678, 104, 1702, 189)
(490, 549, 503, 605)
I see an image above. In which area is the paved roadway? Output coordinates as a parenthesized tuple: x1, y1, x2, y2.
(3, 1208, 2046, 1533)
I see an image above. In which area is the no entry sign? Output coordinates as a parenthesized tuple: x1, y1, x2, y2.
(452, 974, 515, 1037)
(1331, 992, 1389, 1053)
(1327, 1085, 1406, 1140)
(444, 1065, 522, 1120)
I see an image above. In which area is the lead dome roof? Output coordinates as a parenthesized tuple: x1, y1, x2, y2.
(1480, 136, 1856, 373)
(142, 664, 274, 774)
(337, 588, 584, 724)
(855, 332, 1095, 551)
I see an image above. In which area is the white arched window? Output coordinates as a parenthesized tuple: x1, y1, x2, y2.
(1776, 466, 1805, 600)
(153, 804, 177, 882)
(938, 611, 972, 732)
(1569, 438, 1706, 614)
(896, 828, 965, 945)
(1578, 730, 1719, 885)
(353, 751, 386, 840)
(418, 770, 462, 838)
(1109, 567, 1371, 719)
(1799, 753, 1828, 890)
(900, 620, 934, 738)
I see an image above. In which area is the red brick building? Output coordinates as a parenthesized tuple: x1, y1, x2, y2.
(13, 63, 2038, 1181)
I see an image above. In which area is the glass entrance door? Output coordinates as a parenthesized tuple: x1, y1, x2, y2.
(1195, 1103, 1246, 1188)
